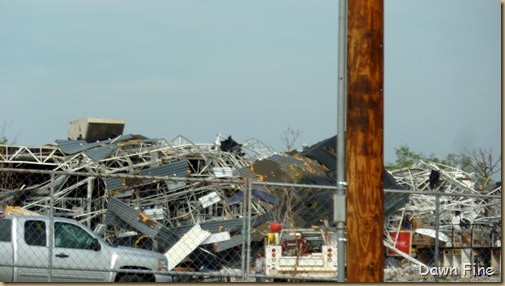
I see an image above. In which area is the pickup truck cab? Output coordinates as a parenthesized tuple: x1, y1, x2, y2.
(0, 214, 173, 282)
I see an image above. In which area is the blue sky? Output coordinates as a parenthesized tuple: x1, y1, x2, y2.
(0, 0, 501, 169)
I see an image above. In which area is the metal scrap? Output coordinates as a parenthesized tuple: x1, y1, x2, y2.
(0, 119, 500, 277)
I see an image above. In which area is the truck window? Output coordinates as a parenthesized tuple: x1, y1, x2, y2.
(305, 237, 324, 253)
(0, 219, 12, 242)
(54, 222, 95, 250)
(25, 220, 47, 246)
(283, 243, 299, 256)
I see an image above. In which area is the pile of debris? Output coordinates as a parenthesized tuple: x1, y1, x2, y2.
(387, 161, 501, 226)
(0, 118, 282, 269)
(384, 161, 501, 281)
(0, 118, 500, 278)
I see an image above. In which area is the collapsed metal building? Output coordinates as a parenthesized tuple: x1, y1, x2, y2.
(0, 119, 280, 265)
(0, 118, 501, 276)
(384, 161, 502, 280)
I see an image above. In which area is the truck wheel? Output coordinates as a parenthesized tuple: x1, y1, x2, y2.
(176, 275, 193, 282)
(118, 274, 148, 282)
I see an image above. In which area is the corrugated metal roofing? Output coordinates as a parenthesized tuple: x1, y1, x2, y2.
(300, 136, 337, 171)
(84, 145, 119, 161)
(214, 234, 243, 252)
(107, 196, 180, 250)
(140, 160, 189, 177)
(268, 154, 306, 169)
(298, 135, 410, 217)
(227, 191, 243, 205)
(227, 189, 276, 205)
(56, 139, 103, 155)
(252, 188, 277, 205)
(384, 193, 409, 217)
(250, 213, 269, 228)
(168, 217, 245, 236)
(56, 134, 134, 155)
(238, 166, 258, 180)
(107, 196, 161, 236)
(168, 214, 268, 252)
(105, 160, 190, 191)
(105, 177, 124, 191)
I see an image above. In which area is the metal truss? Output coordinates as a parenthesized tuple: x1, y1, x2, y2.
(1, 139, 500, 276)
(384, 161, 501, 260)
(0, 135, 274, 237)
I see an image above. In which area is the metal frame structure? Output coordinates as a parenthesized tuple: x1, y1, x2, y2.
(0, 134, 501, 282)
(0, 134, 277, 241)
(386, 161, 501, 228)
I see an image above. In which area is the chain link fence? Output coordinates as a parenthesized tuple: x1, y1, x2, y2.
(383, 189, 502, 283)
(0, 168, 501, 282)
(0, 168, 339, 282)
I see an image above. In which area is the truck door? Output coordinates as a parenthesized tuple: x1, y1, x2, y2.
(0, 218, 14, 282)
(50, 221, 111, 282)
(16, 220, 50, 282)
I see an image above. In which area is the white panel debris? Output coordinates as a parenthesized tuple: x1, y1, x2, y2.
(143, 208, 165, 221)
(201, 231, 232, 245)
(165, 224, 211, 270)
(414, 228, 449, 242)
(199, 192, 221, 208)
(212, 167, 233, 178)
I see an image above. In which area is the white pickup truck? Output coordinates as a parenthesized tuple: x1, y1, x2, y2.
(265, 227, 338, 279)
(0, 214, 173, 282)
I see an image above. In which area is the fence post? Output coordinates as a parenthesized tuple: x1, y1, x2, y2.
(245, 179, 253, 282)
(48, 172, 55, 283)
(86, 178, 94, 228)
(241, 180, 248, 282)
(434, 191, 440, 282)
(335, 0, 348, 281)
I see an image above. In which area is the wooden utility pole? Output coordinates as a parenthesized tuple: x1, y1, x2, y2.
(345, 0, 384, 282)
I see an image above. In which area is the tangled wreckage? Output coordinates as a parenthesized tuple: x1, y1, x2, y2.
(0, 118, 501, 278)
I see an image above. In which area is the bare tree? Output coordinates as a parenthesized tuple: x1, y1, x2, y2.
(0, 121, 10, 144)
(464, 148, 501, 188)
(260, 164, 328, 228)
(269, 185, 297, 226)
(281, 127, 303, 152)
(0, 120, 18, 144)
(387, 145, 501, 188)
(0, 120, 21, 207)
(267, 185, 329, 228)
